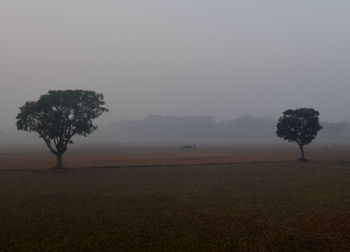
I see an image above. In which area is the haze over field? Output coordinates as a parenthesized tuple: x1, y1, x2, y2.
(0, 115, 349, 144)
(1, 0, 350, 130)
(3, 2, 350, 251)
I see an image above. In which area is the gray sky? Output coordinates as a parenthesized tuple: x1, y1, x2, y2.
(1, 0, 350, 129)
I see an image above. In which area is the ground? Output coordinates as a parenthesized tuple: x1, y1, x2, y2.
(1, 143, 350, 251)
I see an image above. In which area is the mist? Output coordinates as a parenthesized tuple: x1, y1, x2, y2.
(1, 114, 349, 144)
(1, 0, 350, 130)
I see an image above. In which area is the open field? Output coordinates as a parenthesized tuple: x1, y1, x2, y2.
(1, 143, 350, 170)
(1, 144, 350, 251)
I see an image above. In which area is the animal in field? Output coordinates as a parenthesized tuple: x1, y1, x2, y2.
(179, 145, 196, 151)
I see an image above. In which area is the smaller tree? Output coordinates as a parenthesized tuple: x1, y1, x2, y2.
(276, 108, 322, 161)
(16, 90, 108, 168)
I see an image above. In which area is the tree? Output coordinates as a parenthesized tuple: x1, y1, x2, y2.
(16, 90, 108, 168)
(276, 108, 322, 161)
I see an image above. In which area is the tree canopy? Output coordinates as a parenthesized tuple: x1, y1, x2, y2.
(276, 108, 322, 160)
(16, 90, 108, 168)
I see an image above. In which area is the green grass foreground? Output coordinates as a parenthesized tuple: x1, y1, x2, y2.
(1, 162, 350, 251)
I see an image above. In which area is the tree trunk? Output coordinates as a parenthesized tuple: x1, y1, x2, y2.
(55, 153, 64, 169)
(298, 144, 306, 161)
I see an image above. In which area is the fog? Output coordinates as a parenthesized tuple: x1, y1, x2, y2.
(1, 115, 350, 144)
(1, 0, 350, 130)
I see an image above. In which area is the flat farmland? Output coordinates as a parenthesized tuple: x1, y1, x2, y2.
(1, 144, 350, 251)
(1, 143, 349, 170)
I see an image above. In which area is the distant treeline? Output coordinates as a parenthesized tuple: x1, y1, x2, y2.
(90, 115, 350, 143)
(95, 115, 276, 142)
(1, 115, 349, 144)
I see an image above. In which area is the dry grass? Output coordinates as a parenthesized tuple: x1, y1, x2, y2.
(1, 143, 349, 170)
(1, 144, 350, 251)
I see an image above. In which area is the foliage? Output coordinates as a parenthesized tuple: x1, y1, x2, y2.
(16, 90, 108, 167)
(276, 108, 322, 146)
(276, 108, 322, 160)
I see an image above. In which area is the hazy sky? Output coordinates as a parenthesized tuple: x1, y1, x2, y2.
(1, 0, 350, 129)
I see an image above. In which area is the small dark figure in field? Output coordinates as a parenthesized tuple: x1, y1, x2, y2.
(179, 145, 196, 151)
(16, 90, 108, 168)
(276, 108, 322, 161)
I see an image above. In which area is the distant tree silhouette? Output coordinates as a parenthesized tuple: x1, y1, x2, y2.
(321, 121, 350, 136)
(276, 108, 322, 161)
(16, 90, 108, 168)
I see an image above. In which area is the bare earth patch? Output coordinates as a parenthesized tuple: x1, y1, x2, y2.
(1, 144, 350, 251)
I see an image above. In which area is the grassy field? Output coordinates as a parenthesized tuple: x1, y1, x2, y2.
(1, 144, 350, 251)
(1, 143, 349, 170)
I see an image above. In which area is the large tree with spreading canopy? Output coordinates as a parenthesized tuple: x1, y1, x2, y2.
(16, 90, 108, 168)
